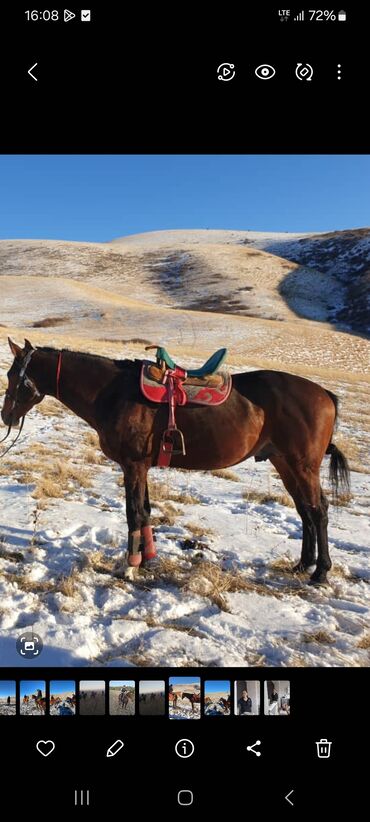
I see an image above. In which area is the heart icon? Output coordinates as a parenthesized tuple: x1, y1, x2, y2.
(36, 740, 55, 757)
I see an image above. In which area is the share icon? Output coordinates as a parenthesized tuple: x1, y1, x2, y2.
(246, 740, 262, 757)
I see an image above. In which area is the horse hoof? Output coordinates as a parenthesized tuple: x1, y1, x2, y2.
(308, 572, 329, 586)
(292, 561, 307, 574)
(124, 566, 138, 581)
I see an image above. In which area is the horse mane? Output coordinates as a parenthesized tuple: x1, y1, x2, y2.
(37, 346, 140, 372)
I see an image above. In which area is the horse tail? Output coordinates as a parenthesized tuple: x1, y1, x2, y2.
(325, 390, 350, 501)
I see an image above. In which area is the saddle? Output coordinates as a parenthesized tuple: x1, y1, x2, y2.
(141, 345, 232, 467)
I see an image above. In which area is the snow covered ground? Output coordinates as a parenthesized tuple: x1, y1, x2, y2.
(0, 394, 369, 669)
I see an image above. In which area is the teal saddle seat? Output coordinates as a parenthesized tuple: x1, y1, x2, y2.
(153, 346, 227, 377)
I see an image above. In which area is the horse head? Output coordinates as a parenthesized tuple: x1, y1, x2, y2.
(1, 338, 44, 428)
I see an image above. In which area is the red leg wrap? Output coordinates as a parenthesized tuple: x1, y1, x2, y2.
(141, 525, 157, 560)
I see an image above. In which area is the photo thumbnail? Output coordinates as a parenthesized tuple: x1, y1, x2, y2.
(169, 677, 201, 719)
(109, 681, 135, 715)
(235, 681, 260, 715)
(50, 681, 76, 715)
(204, 681, 231, 716)
(79, 681, 105, 715)
(264, 681, 290, 715)
(0, 681, 16, 715)
(20, 681, 46, 715)
(139, 681, 165, 715)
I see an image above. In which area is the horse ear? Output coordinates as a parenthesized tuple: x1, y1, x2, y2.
(24, 338, 35, 352)
(8, 337, 22, 359)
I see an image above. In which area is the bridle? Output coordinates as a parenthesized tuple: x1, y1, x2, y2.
(0, 348, 43, 456)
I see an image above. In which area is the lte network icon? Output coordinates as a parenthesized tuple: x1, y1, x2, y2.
(64, 9, 76, 22)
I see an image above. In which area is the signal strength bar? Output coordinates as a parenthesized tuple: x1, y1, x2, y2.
(294, 10, 305, 21)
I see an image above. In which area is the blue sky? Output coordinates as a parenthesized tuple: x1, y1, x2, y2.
(205, 681, 230, 694)
(0, 681, 16, 698)
(170, 677, 201, 687)
(20, 681, 45, 697)
(109, 680, 135, 688)
(0, 155, 369, 242)
(50, 681, 75, 695)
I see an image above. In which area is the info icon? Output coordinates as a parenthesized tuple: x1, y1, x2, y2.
(16, 632, 43, 658)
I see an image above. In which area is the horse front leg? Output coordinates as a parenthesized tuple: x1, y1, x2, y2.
(122, 461, 148, 575)
(141, 481, 156, 562)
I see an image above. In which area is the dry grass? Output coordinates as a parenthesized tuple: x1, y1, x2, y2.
(0, 546, 24, 563)
(83, 430, 100, 447)
(31, 316, 68, 328)
(0, 453, 92, 498)
(183, 522, 215, 538)
(1, 566, 82, 598)
(83, 447, 105, 465)
(2, 572, 55, 594)
(287, 655, 310, 667)
(28, 443, 54, 456)
(243, 489, 294, 507)
(143, 557, 283, 610)
(357, 634, 370, 650)
(329, 564, 361, 582)
(31, 459, 92, 498)
(332, 432, 361, 463)
(148, 478, 200, 505)
(269, 557, 297, 574)
(210, 469, 241, 482)
(150, 501, 180, 527)
(32, 478, 64, 498)
(77, 549, 121, 576)
(36, 397, 67, 417)
(58, 569, 79, 597)
(302, 631, 336, 645)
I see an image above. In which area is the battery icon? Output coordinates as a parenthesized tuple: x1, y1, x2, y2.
(338, 10, 346, 21)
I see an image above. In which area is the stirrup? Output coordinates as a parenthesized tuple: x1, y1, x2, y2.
(161, 428, 186, 456)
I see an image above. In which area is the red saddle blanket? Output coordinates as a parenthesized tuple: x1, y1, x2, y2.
(140, 362, 232, 405)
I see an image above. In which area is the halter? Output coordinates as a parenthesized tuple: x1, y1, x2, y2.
(0, 348, 42, 457)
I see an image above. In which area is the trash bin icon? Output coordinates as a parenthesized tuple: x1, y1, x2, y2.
(316, 739, 332, 758)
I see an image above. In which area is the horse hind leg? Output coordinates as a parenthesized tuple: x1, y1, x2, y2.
(292, 502, 317, 572)
(308, 488, 330, 585)
(269, 456, 317, 574)
(286, 459, 331, 585)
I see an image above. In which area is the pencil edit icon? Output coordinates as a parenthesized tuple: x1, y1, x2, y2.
(106, 739, 124, 758)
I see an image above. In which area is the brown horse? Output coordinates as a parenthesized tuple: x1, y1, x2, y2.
(181, 692, 201, 713)
(1, 338, 350, 585)
(218, 697, 231, 712)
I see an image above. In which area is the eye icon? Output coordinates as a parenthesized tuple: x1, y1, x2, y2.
(255, 64, 276, 80)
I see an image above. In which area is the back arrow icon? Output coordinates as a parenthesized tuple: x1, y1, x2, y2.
(28, 63, 38, 81)
(285, 789, 294, 806)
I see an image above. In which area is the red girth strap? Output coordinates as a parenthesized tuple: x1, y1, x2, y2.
(157, 369, 187, 468)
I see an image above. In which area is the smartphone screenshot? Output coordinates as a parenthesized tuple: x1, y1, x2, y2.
(0, 6, 368, 812)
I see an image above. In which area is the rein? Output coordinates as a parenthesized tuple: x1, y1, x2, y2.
(0, 347, 41, 459)
(1, 348, 62, 458)
(0, 416, 25, 457)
